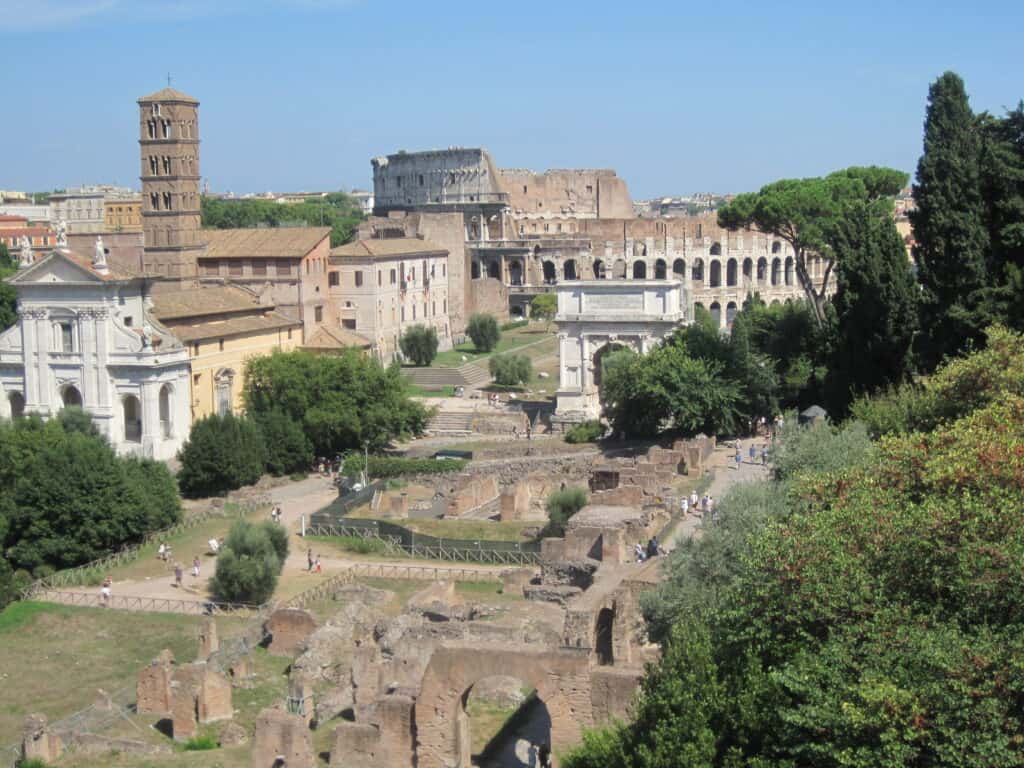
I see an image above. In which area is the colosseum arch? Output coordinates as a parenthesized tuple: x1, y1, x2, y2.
(612, 259, 627, 279)
(564, 259, 578, 281)
(772, 240, 782, 255)
(692, 258, 704, 283)
(654, 259, 667, 280)
(726, 258, 737, 286)
(593, 259, 606, 279)
(509, 260, 523, 286)
(742, 257, 753, 281)
(543, 260, 557, 284)
(771, 258, 782, 286)
(710, 301, 722, 327)
(709, 260, 721, 288)
(632, 261, 647, 279)
(710, 242, 722, 256)
(415, 644, 591, 768)
(672, 258, 686, 278)
(784, 257, 794, 286)
(757, 257, 768, 282)
(726, 301, 738, 326)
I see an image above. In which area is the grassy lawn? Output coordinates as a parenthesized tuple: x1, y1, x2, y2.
(400, 517, 538, 542)
(431, 324, 554, 368)
(0, 601, 246, 746)
(405, 384, 456, 397)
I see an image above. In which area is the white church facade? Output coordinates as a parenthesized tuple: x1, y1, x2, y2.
(0, 244, 191, 460)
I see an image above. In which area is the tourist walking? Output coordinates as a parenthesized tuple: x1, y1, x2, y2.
(100, 576, 111, 607)
(192, 556, 201, 579)
(173, 562, 183, 589)
(690, 490, 698, 509)
(681, 496, 689, 515)
(735, 446, 743, 469)
(635, 542, 645, 563)
(314, 555, 322, 574)
(538, 742, 552, 768)
(749, 443, 757, 462)
(761, 444, 769, 466)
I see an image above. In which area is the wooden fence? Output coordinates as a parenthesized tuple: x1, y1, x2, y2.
(31, 588, 264, 617)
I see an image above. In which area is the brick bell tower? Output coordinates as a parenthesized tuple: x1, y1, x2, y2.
(138, 87, 203, 284)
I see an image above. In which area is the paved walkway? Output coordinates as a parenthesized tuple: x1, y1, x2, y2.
(669, 441, 770, 548)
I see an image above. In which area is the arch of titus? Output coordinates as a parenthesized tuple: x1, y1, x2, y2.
(554, 280, 689, 425)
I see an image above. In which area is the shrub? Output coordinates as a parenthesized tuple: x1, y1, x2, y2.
(55, 406, 101, 438)
(543, 487, 588, 537)
(564, 420, 604, 444)
(322, 535, 390, 556)
(467, 313, 501, 352)
(209, 521, 283, 604)
(183, 735, 217, 751)
(489, 353, 532, 386)
(400, 324, 439, 366)
(253, 409, 313, 476)
(530, 293, 558, 330)
(122, 457, 182, 531)
(260, 520, 290, 563)
(177, 413, 265, 498)
(342, 454, 468, 479)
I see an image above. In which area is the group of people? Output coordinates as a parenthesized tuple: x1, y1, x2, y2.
(488, 392, 502, 407)
(306, 548, 322, 574)
(635, 536, 663, 562)
(734, 442, 770, 469)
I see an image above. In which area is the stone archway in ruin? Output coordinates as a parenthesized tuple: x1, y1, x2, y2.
(415, 644, 592, 768)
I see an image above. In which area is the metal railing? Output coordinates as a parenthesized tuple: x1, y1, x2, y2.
(31, 588, 265, 617)
(348, 562, 505, 582)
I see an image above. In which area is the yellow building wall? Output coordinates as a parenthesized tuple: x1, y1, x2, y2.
(187, 326, 299, 421)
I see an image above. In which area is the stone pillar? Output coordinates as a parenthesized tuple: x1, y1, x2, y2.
(197, 617, 219, 661)
(288, 675, 315, 727)
(22, 714, 62, 764)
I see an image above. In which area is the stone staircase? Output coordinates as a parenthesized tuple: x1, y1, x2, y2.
(426, 410, 474, 436)
(403, 363, 491, 390)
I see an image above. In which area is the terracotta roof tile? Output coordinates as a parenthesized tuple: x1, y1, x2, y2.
(151, 284, 264, 320)
(202, 227, 331, 259)
(330, 237, 447, 259)
(138, 87, 199, 104)
(169, 311, 300, 343)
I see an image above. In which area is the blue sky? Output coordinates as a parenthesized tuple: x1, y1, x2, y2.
(0, 0, 1021, 199)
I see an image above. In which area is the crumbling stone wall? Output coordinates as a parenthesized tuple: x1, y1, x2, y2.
(415, 644, 593, 768)
(251, 708, 314, 768)
(137, 649, 175, 715)
(445, 475, 499, 517)
(267, 607, 318, 657)
(170, 663, 233, 741)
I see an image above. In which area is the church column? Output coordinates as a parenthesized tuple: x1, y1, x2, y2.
(140, 378, 160, 458)
(19, 308, 45, 413)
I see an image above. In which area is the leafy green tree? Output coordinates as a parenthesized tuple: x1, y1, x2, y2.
(253, 409, 313, 476)
(530, 293, 558, 331)
(201, 192, 363, 247)
(601, 340, 740, 438)
(543, 487, 588, 537)
(209, 521, 283, 604)
(718, 166, 905, 327)
(399, 324, 439, 366)
(55, 406, 100, 438)
(122, 457, 183, 532)
(488, 353, 531, 386)
(243, 350, 429, 454)
(825, 204, 919, 413)
(466, 313, 501, 352)
(176, 413, 265, 498)
(911, 71, 991, 370)
(0, 243, 17, 333)
(5, 427, 180, 572)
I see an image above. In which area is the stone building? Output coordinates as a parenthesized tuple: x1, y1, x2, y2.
(498, 168, 633, 220)
(328, 237, 452, 360)
(150, 284, 301, 419)
(0, 215, 55, 257)
(47, 188, 105, 234)
(0, 246, 190, 459)
(371, 148, 508, 216)
(138, 88, 203, 284)
(104, 196, 143, 232)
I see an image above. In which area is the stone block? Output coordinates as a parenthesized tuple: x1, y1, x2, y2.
(199, 666, 233, 724)
(499, 480, 531, 521)
(590, 666, 644, 724)
(251, 708, 314, 768)
(267, 607, 318, 657)
(541, 558, 599, 589)
(523, 584, 582, 606)
(170, 663, 233, 741)
(136, 650, 175, 715)
(330, 722, 382, 768)
(500, 568, 535, 596)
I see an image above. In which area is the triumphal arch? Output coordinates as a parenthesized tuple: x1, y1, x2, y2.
(553, 280, 690, 425)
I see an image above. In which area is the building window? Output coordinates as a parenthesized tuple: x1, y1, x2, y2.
(252, 259, 267, 276)
(342, 319, 356, 330)
(390, 268, 396, 284)
(276, 259, 293, 275)
(287, 328, 292, 340)
(314, 306, 323, 323)
(162, 156, 171, 174)
(201, 260, 219, 276)
(124, 316, 133, 327)
(328, 271, 339, 287)
(586, 185, 593, 194)
(193, 344, 200, 355)
(523, 185, 528, 194)
(59, 322, 74, 353)
(229, 261, 243, 276)
(193, 373, 201, 386)
(150, 192, 159, 210)
(355, 271, 363, 287)
(162, 192, 172, 210)
(431, 264, 435, 278)
(378, 270, 382, 287)
(419, 174, 424, 186)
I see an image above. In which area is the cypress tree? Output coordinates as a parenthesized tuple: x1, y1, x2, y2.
(827, 205, 919, 414)
(910, 71, 990, 370)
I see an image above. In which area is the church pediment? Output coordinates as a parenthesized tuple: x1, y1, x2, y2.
(9, 251, 106, 285)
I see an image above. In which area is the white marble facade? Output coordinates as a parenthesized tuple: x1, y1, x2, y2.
(0, 249, 191, 460)
(554, 280, 689, 423)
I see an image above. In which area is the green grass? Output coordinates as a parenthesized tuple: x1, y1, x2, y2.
(309, 534, 391, 556)
(0, 602, 245, 746)
(183, 735, 217, 751)
(405, 384, 456, 397)
(431, 324, 554, 368)
(400, 518, 539, 542)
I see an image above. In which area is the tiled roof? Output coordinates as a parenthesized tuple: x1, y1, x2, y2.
(202, 227, 331, 259)
(169, 311, 300, 343)
(7, 248, 138, 283)
(330, 237, 447, 259)
(302, 325, 372, 349)
(138, 87, 199, 104)
(151, 284, 264, 321)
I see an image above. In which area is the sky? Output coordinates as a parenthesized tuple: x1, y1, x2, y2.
(0, 0, 1021, 199)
